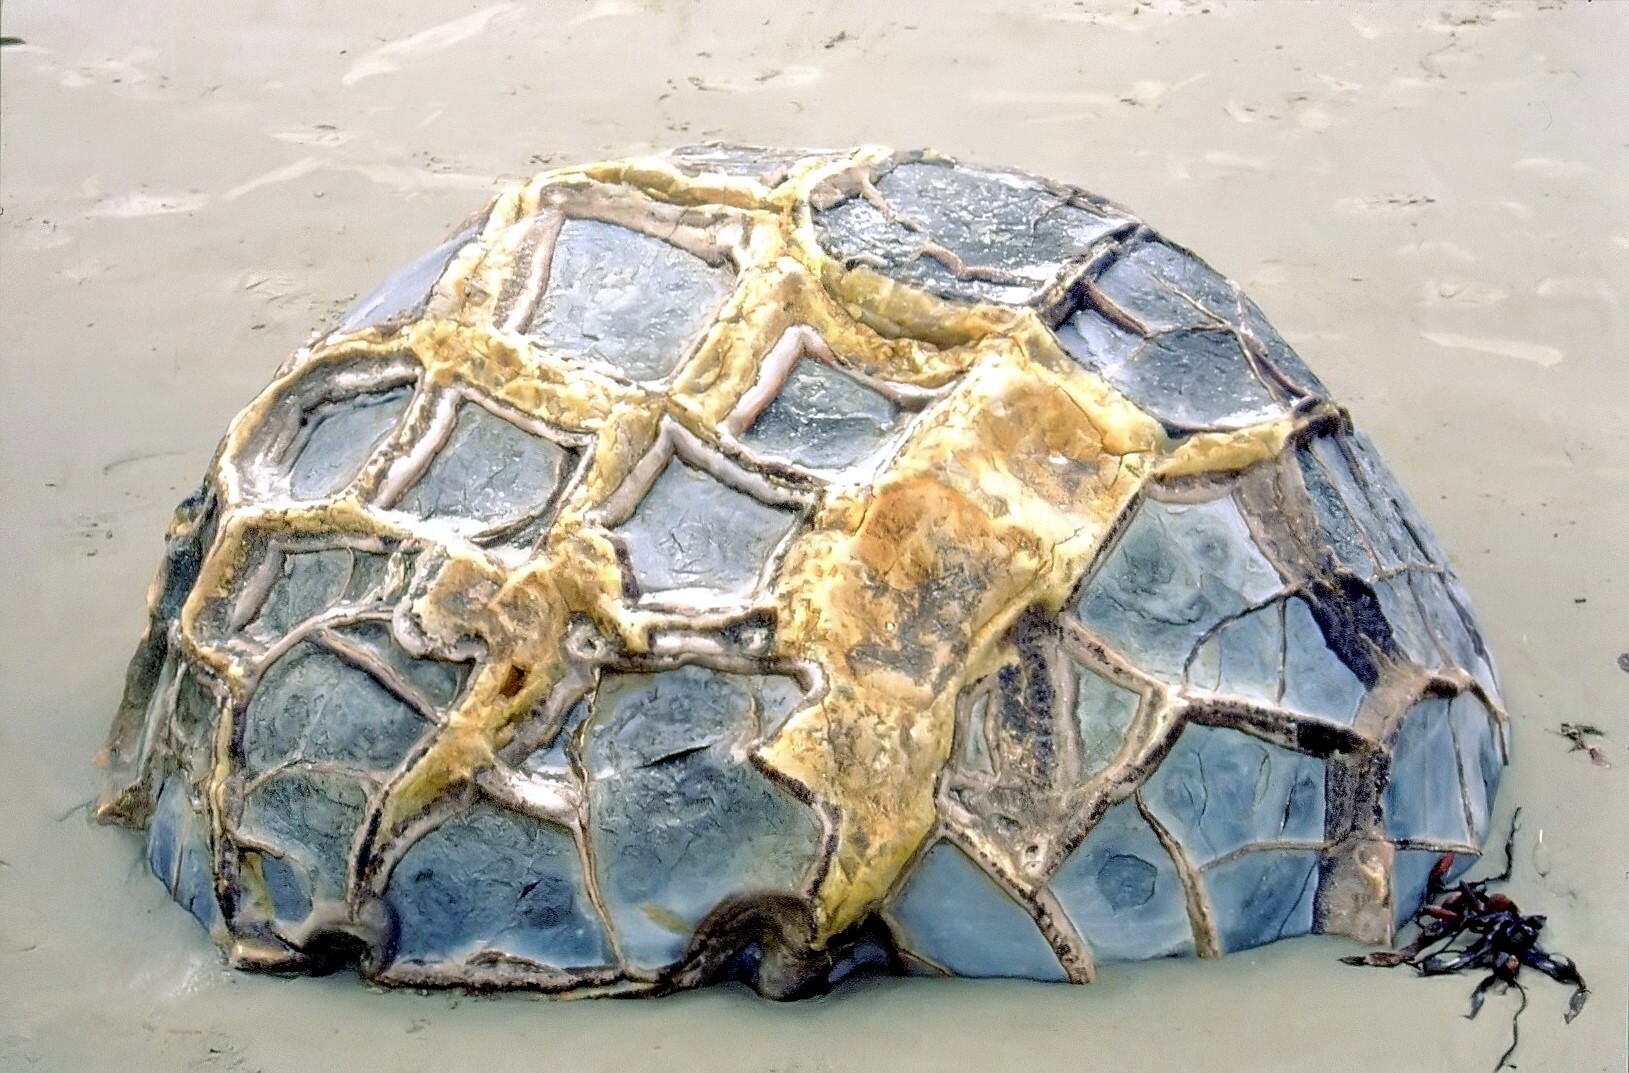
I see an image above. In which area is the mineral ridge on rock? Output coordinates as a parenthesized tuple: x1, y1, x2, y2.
(99, 145, 1510, 998)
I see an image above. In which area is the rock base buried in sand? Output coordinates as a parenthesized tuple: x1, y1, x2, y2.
(99, 145, 1511, 998)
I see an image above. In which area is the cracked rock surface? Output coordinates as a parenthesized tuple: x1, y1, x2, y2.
(99, 145, 1509, 998)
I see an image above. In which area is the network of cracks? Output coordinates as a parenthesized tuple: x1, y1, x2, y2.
(102, 145, 1508, 997)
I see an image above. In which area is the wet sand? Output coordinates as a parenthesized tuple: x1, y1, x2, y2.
(1, 1, 1625, 1070)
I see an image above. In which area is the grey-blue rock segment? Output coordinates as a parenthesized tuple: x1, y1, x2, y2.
(249, 549, 353, 638)
(612, 457, 800, 598)
(1074, 667, 1141, 779)
(148, 775, 221, 931)
(242, 644, 430, 774)
(584, 667, 821, 971)
(1203, 849, 1321, 954)
(287, 387, 412, 499)
(1074, 495, 1283, 680)
(525, 219, 734, 382)
(1050, 801, 1195, 963)
(815, 159, 1129, 305)
(331, 620, 469, 710)
(739, 358, 902, 471)
(1143, 725, 1326, 866)
(890, 841, 1067, 979)
(237, 768, 374, 924)
(667, 143, 818, 185)
(386, 801, 611, 971)
(396, 403, 573, 527)
(1059, 321, 1284, 431)
(1450, 694, 1501, 845)
(1050, 233, 1330, 431)
(1280, 596, 1367, 725)
(336, 220, 481, 334)
(1386, 697, 1475, 847)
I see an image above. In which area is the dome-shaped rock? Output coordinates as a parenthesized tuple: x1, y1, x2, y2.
(98, 145, 1509, 998)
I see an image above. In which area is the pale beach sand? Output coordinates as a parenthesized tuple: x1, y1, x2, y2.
(1, 2, 1624, 1070)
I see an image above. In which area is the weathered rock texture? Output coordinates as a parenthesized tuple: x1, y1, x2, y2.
(98, 144, 1509, 998)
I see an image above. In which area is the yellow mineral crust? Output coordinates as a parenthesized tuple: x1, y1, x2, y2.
(166, 146, 1327, 948)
